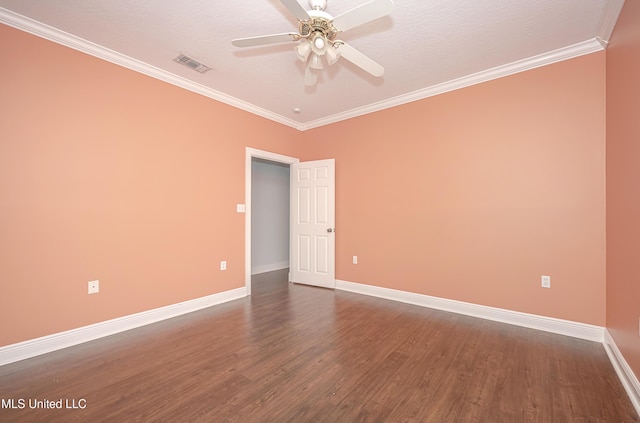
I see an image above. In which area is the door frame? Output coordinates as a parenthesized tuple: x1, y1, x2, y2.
(245, 147, 299, 295)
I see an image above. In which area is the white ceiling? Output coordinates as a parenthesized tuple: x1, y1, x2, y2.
(0, 0, 624, 130)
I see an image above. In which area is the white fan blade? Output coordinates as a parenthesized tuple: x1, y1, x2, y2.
(336, 42, 384, 77)
(232, 33, 299, 47)
(281, 0, 311, 21)
(304, 65, 318, 86)
(332, 0, 394, 32)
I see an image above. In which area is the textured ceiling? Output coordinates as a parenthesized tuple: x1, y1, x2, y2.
(0, 0, 624, 130)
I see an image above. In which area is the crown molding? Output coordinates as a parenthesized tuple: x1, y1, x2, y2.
(0, 8, 304, 131)
(1, 7, 604, 132)
(300, 39, 604, 130)
(596, 0, 625, 47)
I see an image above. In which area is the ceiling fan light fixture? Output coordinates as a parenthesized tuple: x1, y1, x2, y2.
(310, 32, 328, 55)
(231, 0, 395, 85)
(325, 45, 340, 66)
(295, 41, 312, 62)
(310, 53, 324, 70)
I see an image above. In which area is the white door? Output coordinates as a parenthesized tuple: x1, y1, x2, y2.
(290, 159, 335, 289)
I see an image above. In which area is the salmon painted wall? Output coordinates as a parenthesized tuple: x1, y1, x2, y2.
(300, 52, 606, 326)
(0, 21, 609, 349)
(606, 0, 640, 380)
(0, 24, 302, 347)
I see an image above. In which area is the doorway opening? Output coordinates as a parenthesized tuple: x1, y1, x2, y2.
(251, 158, 290, 275)
(245, 148, 299, 295)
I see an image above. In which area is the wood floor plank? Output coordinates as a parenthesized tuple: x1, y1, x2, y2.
(0, 269, 637, 422)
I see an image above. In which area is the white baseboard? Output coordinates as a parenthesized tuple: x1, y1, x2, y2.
(335, 280, 604, 342)
(604, 330, 640, 416)
(0, 287, 246, 367)
(251, 261, 289, 275)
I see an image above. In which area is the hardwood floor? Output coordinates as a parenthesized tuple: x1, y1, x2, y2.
(0, 269, 637, 422)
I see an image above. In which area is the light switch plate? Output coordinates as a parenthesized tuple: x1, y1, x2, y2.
(236, 204, 245, 213)
(541, 275, 551, 288)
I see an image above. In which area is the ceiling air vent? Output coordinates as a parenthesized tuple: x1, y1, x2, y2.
(173, 54, 212, 74)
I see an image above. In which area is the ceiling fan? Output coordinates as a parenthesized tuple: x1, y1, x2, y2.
(231, 0, 394, 86)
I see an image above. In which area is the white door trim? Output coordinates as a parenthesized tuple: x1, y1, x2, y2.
(245, 148, 299, 295)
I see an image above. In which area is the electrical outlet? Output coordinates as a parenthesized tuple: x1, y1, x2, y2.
(220, 261, 227, 271)
(352, 256, 358, 264)
(88, 280, 99, 294)
(541, 275, 551, 288)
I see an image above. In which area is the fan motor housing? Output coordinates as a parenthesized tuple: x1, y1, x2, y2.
(300, 13, 338, 41)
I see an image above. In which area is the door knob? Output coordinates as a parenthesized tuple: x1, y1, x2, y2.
(327, 228, 334, 233)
